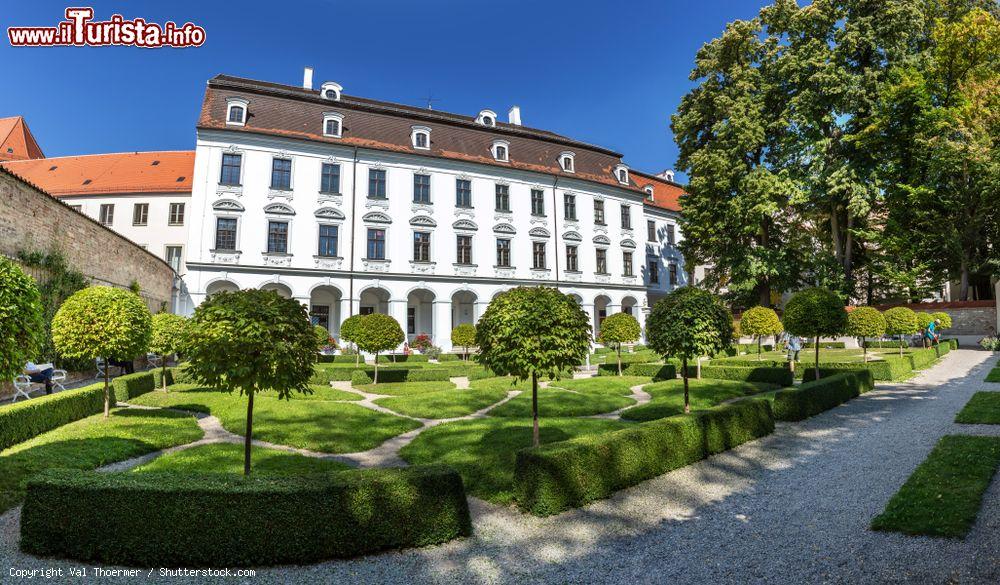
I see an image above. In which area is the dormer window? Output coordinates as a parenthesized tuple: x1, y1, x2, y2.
(320, 81, 342, 101)
(477, 110, 497, 127)
(226, 97, 249, 126)
(644, 185, 655, 200)
(492, 140, 509, 162)
(559, 152, 576, 173)
(323, 112, 343, 138)
(411, 126, 431, 150)
(615, 164, 630, 184)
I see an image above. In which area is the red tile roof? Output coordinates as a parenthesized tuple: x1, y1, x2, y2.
(0, 151, 194, 196)
(633, 170, 683, 212)
(0, 116, 45, 162)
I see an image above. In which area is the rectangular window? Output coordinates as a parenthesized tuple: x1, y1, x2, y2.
(496, 238, 511, 267)
(407, 307, 416, 335)
(566, 245, 579, 272)
(168, 202, 185, 226)
(99, 204, 114, 226)
(594, 200, 605, 225)
(360, 306, 375, 316)
(621, 204, 631, 229)
(166, 246, 183, 272)
(70, 204, 82, 213)
(495, 184, 510, 212)
(667, 224, 676, 245)
(532, 242, 546, 270)
(413, 231, 431, 262)
(456, 179, 472, 208)
(311, 305, 330, 329)
(321, 163, 341, 194)
(267, 221, 288, 254)
(530, 189, 545, 216)
(270, 158, 292, 190)
(413, 174, 431, 203)
(564, 193, 577, 220)
(318, 224, 339, 257)
(367, 229, 386, 260)
(623, 251, 633, 276)
(220, 153, 242, 186)
(596, 249, 608, 274)
(647, 220, 656, 242)
(368, 169, 387, 199)
(456, 235, 473, 264)
(649, 261, 660, 284)
(132, 203, 148, 226)
(669, 263, 679, 285)
(215, 218, 237, 251)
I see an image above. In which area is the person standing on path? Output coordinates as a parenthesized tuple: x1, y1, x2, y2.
(786, 335, 802, 372)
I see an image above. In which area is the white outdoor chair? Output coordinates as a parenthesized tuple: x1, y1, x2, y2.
(147, 353, 163, 368)
(95, 358, 120, 379)
(11, 375, 34, 402)
(50, 369, 68, 392)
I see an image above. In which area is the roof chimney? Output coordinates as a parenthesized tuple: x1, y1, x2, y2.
(508, 106, 521, 126)
(303, 67, 314, 90)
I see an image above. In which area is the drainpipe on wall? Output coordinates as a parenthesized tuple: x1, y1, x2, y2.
(347, 146, 360, 316)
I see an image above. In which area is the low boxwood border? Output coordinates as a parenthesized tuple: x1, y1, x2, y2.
(802, 356, 912, 381)
(597, 362, 677, 380)
(772, 371, 874, 421)
(376, 354, 431, 363)
(0, 383, 108, 451)
(350, 367, 453, 385)
(20, 465, 472, 567)
(685, 365, 793, 387)
(111, 371, 156, 402)
(513, 399, 775, 516)
(802, 341, 846, 349)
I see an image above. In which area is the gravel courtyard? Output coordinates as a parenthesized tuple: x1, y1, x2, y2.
(2, 349, 998, 584)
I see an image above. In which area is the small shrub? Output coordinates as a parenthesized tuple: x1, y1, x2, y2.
(598, 312, 642, 375)
(353, 314, 405, 384)
(0, 383, 107, 451)
(802, 341, 848, 349)
(772, 371, 874, 421)
(410, 333, 433, 353)
(111, 371, 156, 402)
(376, 354, 430, 363)
(883, 307, 919, 356)
(781, 287, 848, 380)
(739, 306, 783, 359)
(685, 365, 793, 386)
(802, 356, 911, 381)
(0, 257, 44, 382)
(597, 362, 677, 380)
(450, 324, 477, 359)
(350, 367, 453, 385)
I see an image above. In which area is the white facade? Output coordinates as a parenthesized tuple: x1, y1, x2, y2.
(184, 130, 685, 352)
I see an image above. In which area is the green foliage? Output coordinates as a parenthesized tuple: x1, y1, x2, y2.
(647, 287, 733, 364)
(0, 383, 107, 451)
(685, 365, 793, 387)
(353, 314, 404, 383)
(955, 392, 1000, 424)
(339, 314, 363, 345)
(932, 312, 953, 329)
(314, 324, 333, 349)
(772, 371, 874, 421)
(514, 400, 775, 516)
(110, 371, 157, 402)
(782, 288, 847, 339)
(349, 367, 452, 385)
(135, 443, 350, 475)
(20, 465, 473, 566)
(740, 306, 783, 339)
(376, 354, 430, 363)
(883, 307, 919, 337)
(0, 256, 44, 381)
(450, 323, 477, 357)
(149, 313, 187, 358)
(374, 387, 510, 419)
(596, 363, 676, 380)
(847, 307, 886, 339)
(871, 435, 1000, 538)
(15, 250, 89, 371)
(598, 312, 642, 375)
(802, 357, 913, 381)
(914, 312, 934, 330)
(621, 379, 770, 422)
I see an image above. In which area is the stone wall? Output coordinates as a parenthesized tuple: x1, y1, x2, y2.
(876, 301, 997, 337)
(0, 168, 175, 310)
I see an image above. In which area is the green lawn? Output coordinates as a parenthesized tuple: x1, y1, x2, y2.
(354, 381, 456, 395)
(872, 435, 1000, 537)
(0, 408, 203, 514)
(130, 385, 422, 453)
(488, 387, 636, 417)
(374, 387, 511, 419)
(985, 367, 1000, 383)
(468, 376, 535, 391)
(133, 443, 351, 475)
(622, 379, 770, 421)
(714, 348, 911, 365)
(260, 384, 362, 401)
(955, 392, 1000, 424)
(554, 376, 652, 396)
(400, 417, 630, 505)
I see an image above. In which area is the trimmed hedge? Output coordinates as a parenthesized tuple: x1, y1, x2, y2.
(350, 367, 453, 385)
(802, 356, 912, 381)
(942, 338, 959, 350)
(864, 340, 909, 349)
(737, 343, 773, 354)
(376, 354, 430, 363)
(111, 371, 156, 402)
(437, 353, 463, 362)
(466, 366, 497, 380)
(773, 371, 874, 421)
(20, 465, 472, 567)
(709, 358, 788, 368)
(802, 341, 847, 349)
(317, 354, 363, 364)
(685, 365, 793, 387)
(514, 399, 775, 516)
(0, 383, 108, 451)
(597, 362, 677, 380)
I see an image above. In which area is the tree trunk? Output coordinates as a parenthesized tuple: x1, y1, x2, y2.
(814, 336, 821, 381)
(757, 336, 762, 361)
(831, 204, 844, 267)
(531, 371, 540, 448)
(683, 356, 690, 414)
(862, 338, 868, 363)
(960, 255, 970, 301)
(844, 214, 855, 288)
(355, 345, 360, 367)
(161, 362, 168, 392)
(617, 344, 623, 376)
(899, 335, 904, 357)
(103, 359, 110, 419)
(244, 389, 255, 476)
(373, 352, 379, 385)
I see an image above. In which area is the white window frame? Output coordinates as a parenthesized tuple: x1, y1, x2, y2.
(323, 112, 344, 138)
(164, 245, 184, 272)
(168, 202, 185, 226)
(225, 97, 249, 127)
(320, 82, 342, 101)
(615, 164, 629, 185)
(411, 125, 431, 150)
(559, 151, 576, 173)
(492, 140, 510, 162)
(264, 215, 293, 255)
(316, 222, 342, 258)
(213, 215, 241, 252)
(477, 109, 497, 127)
(644, 185, 655, 200)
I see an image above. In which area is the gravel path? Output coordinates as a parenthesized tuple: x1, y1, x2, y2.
(3, 350, 998, 584)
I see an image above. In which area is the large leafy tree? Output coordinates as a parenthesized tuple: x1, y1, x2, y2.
(646, 287, 733, 413)
(475, 287, 591, 447)
(182, 289, 318, 475)
(0, 257, 44, 383)
(598, 312, 641, 375)
(884, 306, 920, 356)
(740, 306, 783, 360)
(353, 313, 404, 384)
(52, 286, 152, 417)
(781, 287, 848, 380)
(149, 312, 187, 391)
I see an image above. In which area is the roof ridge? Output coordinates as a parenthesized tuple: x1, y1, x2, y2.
(0, 150, 195, 164)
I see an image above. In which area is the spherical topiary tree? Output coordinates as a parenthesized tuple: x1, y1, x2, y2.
(451, 323, 477, 360)
(0, 257, 45, 383)
(883, 306, 919, 357)
(476, 287, 591, 447)
(646, 287, 732, 413)
(781, 287, 847, 380)
(914, 312, 935, 347)
(740, 306, 783, 360)
(52, 286, 152, 417)
(353, 313, 404, 384)
(182, 289, 318, 475)
(846, 306, 886, 362)
(314, 324, 335, 352)
(932, 311, 952, 330)
(149, 312, 188, 391)
(340, 314, 364, 366)
(598, 312, 642, 375)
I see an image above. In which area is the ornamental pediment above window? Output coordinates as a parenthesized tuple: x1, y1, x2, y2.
(315, 207, 345, 220)
(409, 216, 438, 228)
(593, 235, 611, 246)
(263, 203, 295, 215)
(493, 223, 516, 235)
(362, 211, 392, 224)
(452, 219, 478, 231)
(212, 199, 245, 212)
(620, 239, 637, 249)
(529, 227, 551, 238)
(562, 231, 582, 242)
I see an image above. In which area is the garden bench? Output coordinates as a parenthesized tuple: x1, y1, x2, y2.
(11, 369, 67, 402)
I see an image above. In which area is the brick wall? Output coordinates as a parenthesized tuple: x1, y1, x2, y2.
(0, 168, 175, 309)
(876, 300, 997, 337)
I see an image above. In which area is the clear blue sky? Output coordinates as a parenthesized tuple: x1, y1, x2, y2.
(0, 0, 769, 179)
